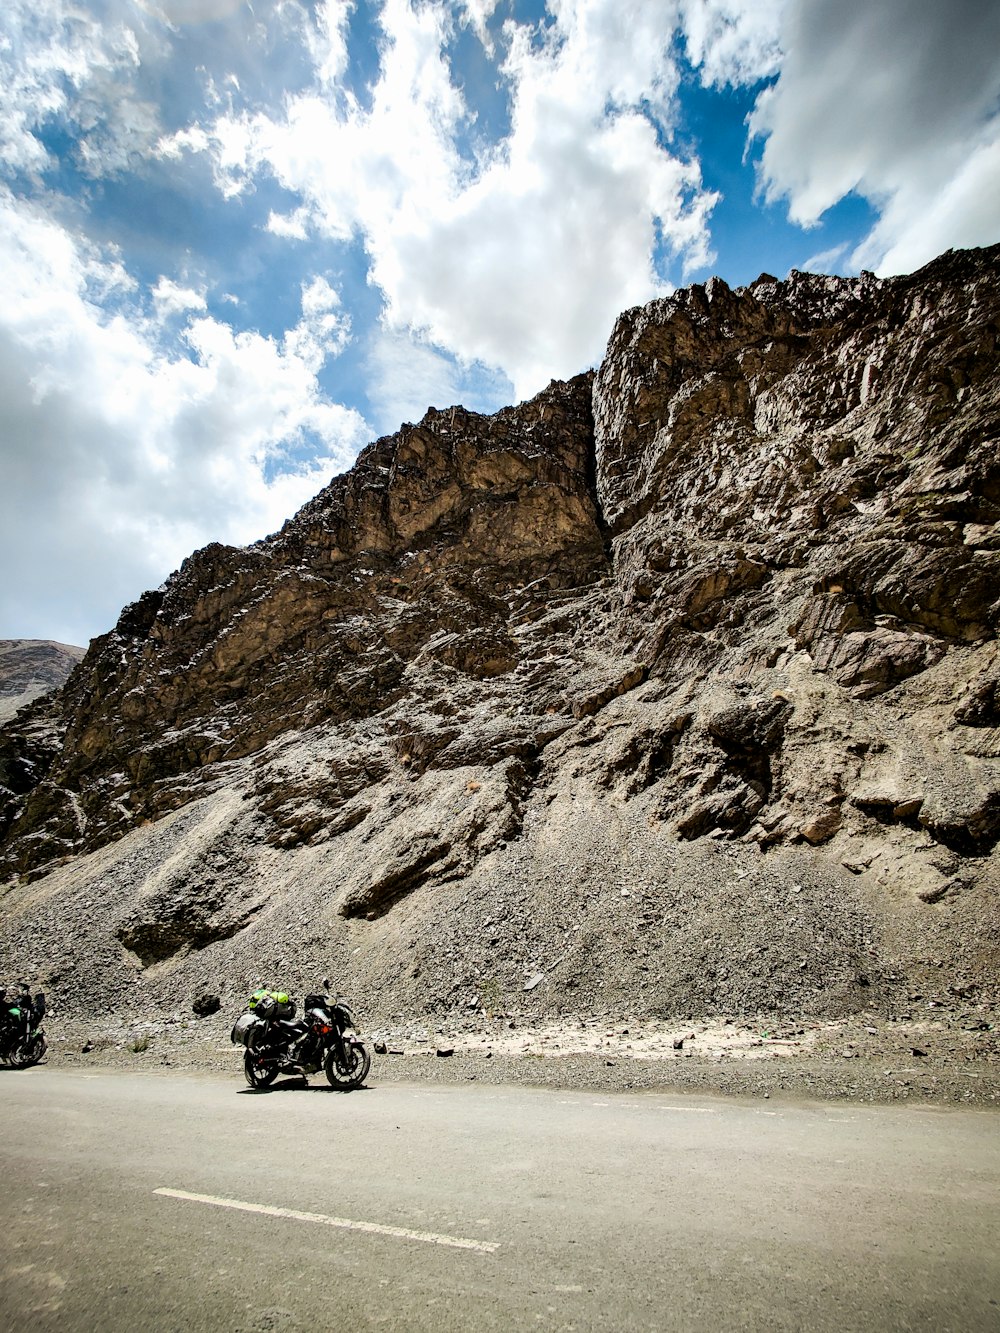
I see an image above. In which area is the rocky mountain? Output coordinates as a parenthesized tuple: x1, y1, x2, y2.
(1, 245, 998, 1030)
(0, 640, 85, 726)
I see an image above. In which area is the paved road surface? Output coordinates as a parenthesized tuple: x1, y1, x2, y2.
(1, 1067, 998, 1331)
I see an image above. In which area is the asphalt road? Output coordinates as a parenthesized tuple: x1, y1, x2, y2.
(1, 1066, 998, 1332)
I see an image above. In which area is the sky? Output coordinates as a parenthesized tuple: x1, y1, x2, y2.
(1, 0, 999, 647)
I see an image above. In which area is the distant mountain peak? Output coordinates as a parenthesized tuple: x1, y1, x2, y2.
(0, 639, 85, 725)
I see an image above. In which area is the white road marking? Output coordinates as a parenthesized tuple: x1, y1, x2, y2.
(556, 1098, 717, 1115)
(154, 1188, 499, 1254)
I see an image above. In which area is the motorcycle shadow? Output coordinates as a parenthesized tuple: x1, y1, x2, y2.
(237, 1080, 372, 1095)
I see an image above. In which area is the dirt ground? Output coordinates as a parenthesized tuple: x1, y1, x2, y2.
(38, 1006, 1000, 1107)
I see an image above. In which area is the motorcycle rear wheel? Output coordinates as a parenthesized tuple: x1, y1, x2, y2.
(244, 1050, 279, 1089)
(10, 1035, 45, 1069)
(325, 1040, 370, 1091)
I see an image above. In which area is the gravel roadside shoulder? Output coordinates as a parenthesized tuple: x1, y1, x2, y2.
(36, 1010, 1000, 1107)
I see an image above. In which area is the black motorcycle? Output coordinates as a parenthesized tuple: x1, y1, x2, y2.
(0, 986, 47, 1069)
(231, 981, 370, 1091)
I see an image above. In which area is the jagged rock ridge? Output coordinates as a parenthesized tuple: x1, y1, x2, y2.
(0, 245, 998, 1027)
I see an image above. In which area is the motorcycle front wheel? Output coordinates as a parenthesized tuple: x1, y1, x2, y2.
(324, 1039, 370, 1091)
(10, 1035, 45, 1069)
(244, 1050, 279, 1089)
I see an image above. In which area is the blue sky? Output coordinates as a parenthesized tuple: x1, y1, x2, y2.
(1, 0, 998, 646)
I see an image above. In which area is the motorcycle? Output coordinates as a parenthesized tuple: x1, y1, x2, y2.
(0, 985, 47, 1068)
(231, 980, 371, 1092)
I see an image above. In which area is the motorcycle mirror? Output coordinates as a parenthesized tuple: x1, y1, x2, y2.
(322, 977, 331, 992)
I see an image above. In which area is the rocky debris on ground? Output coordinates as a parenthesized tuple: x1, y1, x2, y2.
(40, 1007, 999, 1106)
(0, 247, 999, 1081)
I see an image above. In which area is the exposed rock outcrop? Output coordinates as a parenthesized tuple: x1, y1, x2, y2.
(1, 246, 998, 1029)
(0, 640, 85, 725)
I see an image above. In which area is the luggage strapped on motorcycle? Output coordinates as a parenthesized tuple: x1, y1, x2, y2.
(232, 987, 296, 1045)
(251, 988, 296, 1021)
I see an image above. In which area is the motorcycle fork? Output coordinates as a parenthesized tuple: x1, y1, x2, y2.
(331, 1029, 352, 1067)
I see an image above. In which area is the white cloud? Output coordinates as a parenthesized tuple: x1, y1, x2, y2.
(371, 1, 717, 396)
(152, 276, 207, 318)
(265, 206, 312, 240)
(739, 0, 1000, 273)
(298, 0, 352, 89)
(0, 190, 371, 644)
(286, 274, 352, 369)
(800, 241, 850, 275)
(0, 0, 169, 181)
(679, 0, 785, 88)
(858, 137, 1000, 276)
(460, 0, 500, 54)
(365, 326, 513, 435)
(180, 0, 718, 400)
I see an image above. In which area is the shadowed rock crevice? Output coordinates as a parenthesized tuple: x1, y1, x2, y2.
(708, 699, 791, 811)
(339, 838, 456, 921)
(118, 897, 266, 968)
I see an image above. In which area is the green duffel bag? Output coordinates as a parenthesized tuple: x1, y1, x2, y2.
(254, 991, 296, 1021)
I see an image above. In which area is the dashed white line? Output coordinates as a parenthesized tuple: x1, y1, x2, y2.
(153, 1188, 499, 1254)
(555, 1098, 718, 1114)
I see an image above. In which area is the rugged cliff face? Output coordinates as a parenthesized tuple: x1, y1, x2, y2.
(1, 245, 998, 1025)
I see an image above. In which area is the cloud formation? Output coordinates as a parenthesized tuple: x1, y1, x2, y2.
(0, 0, 169, 181)
(741, 0, 1000, 272)
(183, 0, 717, 399)
(179, 0, 1000, 398)
(1, 0, 997, 645)
(0, 189, 368, 643)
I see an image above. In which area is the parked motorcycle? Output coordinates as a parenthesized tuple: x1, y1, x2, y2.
(231, 980, 370, 1091)
(0, 985, 47, 1068)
